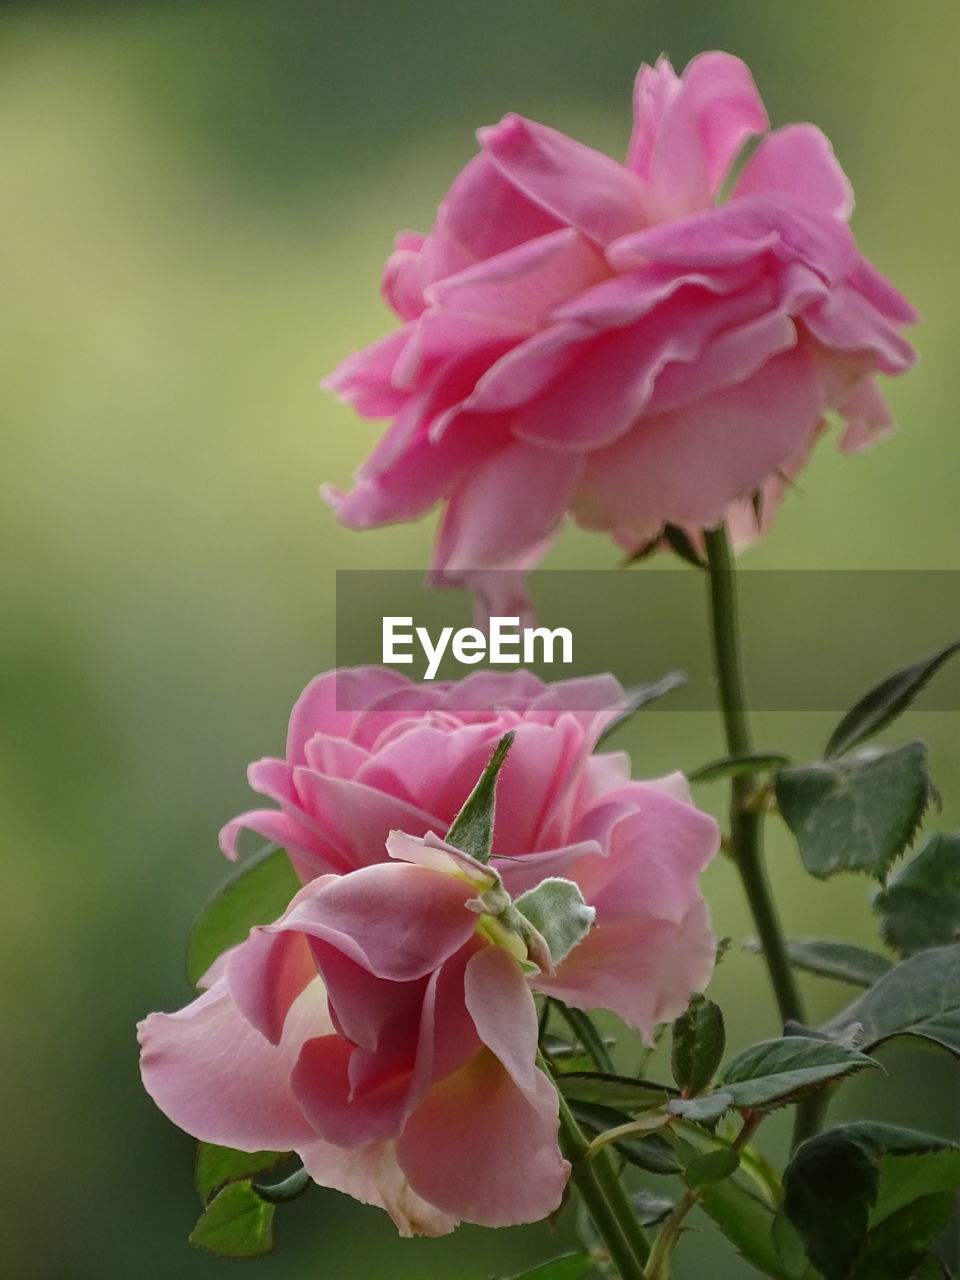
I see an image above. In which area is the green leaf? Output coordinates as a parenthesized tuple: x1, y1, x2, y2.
(185, 843, 300, 986)
(873, 832, 960, 956)
(514, 878, 595, 966)
(631, 1189, 674, 1227)
(570, 1101, 681, 1174)
(908, 1255, 952, 1279)
(500, 1257, 592, 1280)
(554, 1071, 675, 1112)
(713, 1036, 880, 1111)
(195, 1143, 290, 1205)
(746, 938, 894, 988)
(668, 1092, 734, 1125)
(596, 670, 687, 745)
(688, 752, 791, 784)
(822, 944, 960, 1057)
(824, 641, 960, 759)
(775, 742, 931, 881)
(685, 1147, 740, 1188)
(188, 1180, 275, 1259)
(671, 993, 726, 1096)
(783, 1123, 960, 1280)
(444, 731, 514, 863)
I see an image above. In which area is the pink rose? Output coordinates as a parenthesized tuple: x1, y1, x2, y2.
(138, 832, 570, 1234)
(323, 52, 917, 611)
(220, 666, 719, 1037)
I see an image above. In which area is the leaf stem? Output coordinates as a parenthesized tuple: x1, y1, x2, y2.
(644, 1113, 762, 1279)
(542, 1054, 649, 1277)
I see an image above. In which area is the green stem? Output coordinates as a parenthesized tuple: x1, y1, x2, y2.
(702, 527, 820, 1151)
(644, 1113, 762, 1279)
(703, 526, 804, 1029)
(541, 1054, 649, 1278)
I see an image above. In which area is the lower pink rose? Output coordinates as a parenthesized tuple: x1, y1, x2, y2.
(139, 833, 569, 1234)
(221, 668, 720, 1038)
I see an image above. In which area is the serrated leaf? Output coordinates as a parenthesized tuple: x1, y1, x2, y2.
(500, 1255, 592, 1280)
(596, 670, 686, 745)
(188, 1180, 275, 1259)
(822, 945, 960, 1057)
(195, 1143, 290, 1205)
(554, 1071, 675, 1112)
(444, 731, 514, 863)
(825, 641, 960, 759)
(688, 752, 791, 784)
(746, 938, 894, 988)
(714, 1036, 880, 1111)
(671, 993, 725, 1096)
(873, 832, 960, 956)
(668, 1091, 734, 1124)
(515, 879, 595, 966)
(784, 1123, 960, 1280)
(186, 844, 300, 986)
(775, 742, 931, 881)
(685, 1147, 740, 1188)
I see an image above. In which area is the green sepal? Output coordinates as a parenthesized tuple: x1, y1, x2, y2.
(514, 878, 595, 967)
(444, 731, 514, 863)
(688, 752, 791, 784)
(596, 670, 686, 745)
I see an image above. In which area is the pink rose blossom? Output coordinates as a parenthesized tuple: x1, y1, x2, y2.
(323, 52, 917, 612)
(138, 832, 570, 1234)
(219, 667, 719, 1037)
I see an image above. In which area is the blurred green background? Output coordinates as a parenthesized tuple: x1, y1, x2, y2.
(2, 0, 958, 1275)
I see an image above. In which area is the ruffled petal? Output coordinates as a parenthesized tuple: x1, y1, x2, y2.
(479, 113, 648, 245)
(137, 979, 324, 1151)
(733, 123, 853, 220)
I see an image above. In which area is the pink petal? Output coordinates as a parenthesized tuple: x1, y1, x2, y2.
(138, 979, 324, 1151)
(269, 862, 479, 982)
(286, 669, 411, 761)
(734, 124, 853, 220)
(464, 947, 538, 1091)
(322, 328, 412, 417)
(627, 55, 682, 178)
(572, 341, 824, 543)
(836, 376, 897, 452)
(226, 922, 319, 1045)
(643, 51, 768, 219)
(396, 1050, 568, 1227)
(297, 1137, 458, 1237)
(292, 1033, 413, 1146)
(425, 227, 606, 328)
(610, 196, 857, 283)
(479, 113, 648, 245)
(422, 152, 564, 282)
(533, 901, 715, 1040)
(434, 441, 581, 572)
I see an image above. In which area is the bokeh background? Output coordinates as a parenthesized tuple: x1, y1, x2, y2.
(3, 1, 958, 1276)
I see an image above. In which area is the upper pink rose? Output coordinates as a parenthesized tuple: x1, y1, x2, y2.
(220, 666, 719, 1038)
(323, 52, 917, 611)
(139, 832, 570, 1235)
